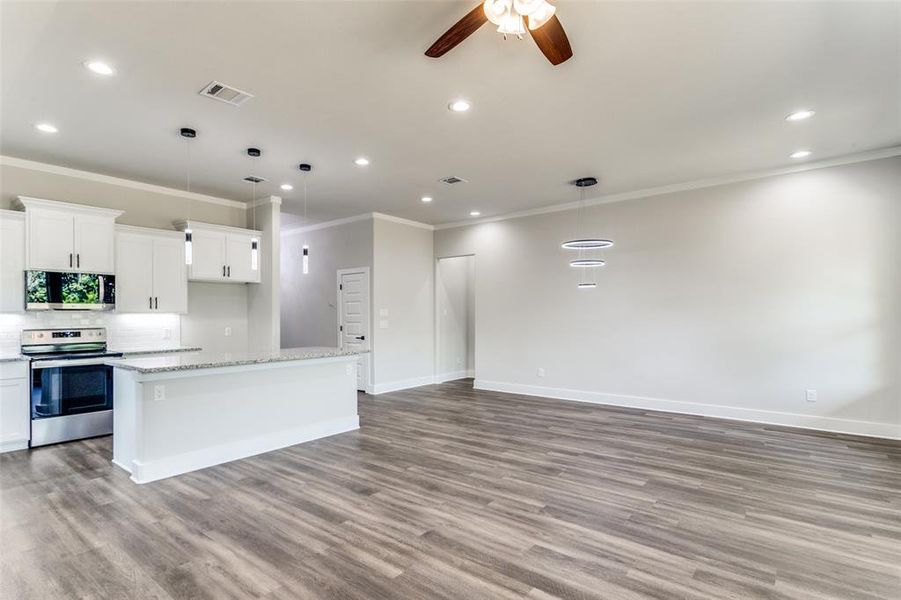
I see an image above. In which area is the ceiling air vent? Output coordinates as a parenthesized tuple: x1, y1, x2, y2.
(439, 176, 468, 185)
(199, 80, 254, 106)
(243, 176, 265, 183)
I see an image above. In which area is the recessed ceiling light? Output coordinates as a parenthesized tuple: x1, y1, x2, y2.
(790, 150, 812, 159)
(280, 183, 293, 191)
(84, 60, 115, 76)
(785, 109, 815, 122)
(35, 123, 58, 134)
(448, 99, 472, 112)
(354, 157, 370, 166)
(469, 210, 480, 217)
(421, 196, 433, 203)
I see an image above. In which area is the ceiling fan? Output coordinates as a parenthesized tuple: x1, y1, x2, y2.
(425, 0, 572, 66)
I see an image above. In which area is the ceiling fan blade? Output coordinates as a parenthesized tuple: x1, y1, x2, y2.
(425, 4, 489, 58)
(527, 15, 573, 65)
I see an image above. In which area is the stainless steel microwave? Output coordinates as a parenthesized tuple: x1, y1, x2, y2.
(25, 271, 116, 311)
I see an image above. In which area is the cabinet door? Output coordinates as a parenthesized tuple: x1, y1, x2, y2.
(189, 229, 227, 281)
(27, 209, 74, 271)
(0, 217, 25, 312)
(115, 232, 154, 313)
(152, 237, 187, 313)
(225, 233, 256, 282)
(74, 214, 116, 273)
(0, 377, 30, 452)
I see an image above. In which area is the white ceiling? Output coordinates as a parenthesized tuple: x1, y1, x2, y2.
(2, 1, 899, 227)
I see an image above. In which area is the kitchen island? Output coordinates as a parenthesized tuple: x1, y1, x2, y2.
(106, 347, 362, 484)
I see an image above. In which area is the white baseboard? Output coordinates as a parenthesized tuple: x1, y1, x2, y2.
(129, 416, 360, 484)
(372, 375, 436, 395)
(474, 380, 901, 440)
(0, 439, 29, 453)
(435, 370, 471, 383)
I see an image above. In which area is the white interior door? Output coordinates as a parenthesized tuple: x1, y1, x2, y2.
(338, 269, 370, 392)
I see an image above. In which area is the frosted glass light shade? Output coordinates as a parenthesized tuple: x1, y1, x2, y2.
(561, 239, 614, 250)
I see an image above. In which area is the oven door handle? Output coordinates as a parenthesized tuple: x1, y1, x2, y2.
(31, 358, 114, 369)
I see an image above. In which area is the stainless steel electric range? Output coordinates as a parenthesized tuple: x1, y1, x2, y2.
(21, 328, 123, 447)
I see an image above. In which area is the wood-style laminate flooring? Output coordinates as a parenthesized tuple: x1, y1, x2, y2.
(1, 380, 899, 599)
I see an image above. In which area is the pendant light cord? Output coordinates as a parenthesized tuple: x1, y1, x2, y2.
(184, 137, 192, 222)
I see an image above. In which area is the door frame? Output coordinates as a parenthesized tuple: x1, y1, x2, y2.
(336, 267, 372, 394)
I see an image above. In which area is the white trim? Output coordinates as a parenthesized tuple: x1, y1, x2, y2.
(0, 439, 29, 454)
(371, 375, 435, 395)
(248, 195, 282, 208)
(1, 155, 247, 210)
(281, 213, 373, 236)
(16, 196, 124, 218)
(435, 146, 901, 230)
(337, 267, 373, 394)
(116, 224, 185, 239)
(435, 370, 470, 383)
(473, 380, 901, 440)
(173, 220, 261, 236)
(127, 415, 360, 484)
(371, 212, 434, 230)
(0, 209, 24, 221)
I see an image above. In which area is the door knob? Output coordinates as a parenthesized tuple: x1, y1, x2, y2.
(354, 335, 365, 341)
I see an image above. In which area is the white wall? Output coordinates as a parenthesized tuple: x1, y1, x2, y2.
(372, 218, 434, 392)
(436, 255, 475, 381)
(280, 217, 373, 348)
(434, 156, 901, 439)
(247, 198, 281, 352)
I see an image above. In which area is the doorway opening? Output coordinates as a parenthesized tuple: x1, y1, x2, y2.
(337, 267, 371, 393)
(435, 255, 475, 384)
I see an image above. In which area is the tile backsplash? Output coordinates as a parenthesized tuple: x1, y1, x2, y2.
(0, 312, 181, 355)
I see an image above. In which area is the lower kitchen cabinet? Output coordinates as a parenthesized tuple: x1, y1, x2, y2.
(116, 226, 187, 313)
(0, 361, 29, 453)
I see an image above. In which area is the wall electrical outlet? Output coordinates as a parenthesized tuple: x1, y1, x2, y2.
(806, 389, 817, 402)
(379, 319, 389, 329)
(162, 328, 171, 340)
(153, 385, 166, 401)
(224, 326, 232, 337)
(537, 368, 546, 377)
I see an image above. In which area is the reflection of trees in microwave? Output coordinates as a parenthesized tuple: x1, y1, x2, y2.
(26, 271, 47, 303)
(62, 274, 99, 304)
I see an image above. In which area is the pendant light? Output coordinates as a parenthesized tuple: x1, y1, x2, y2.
(180, 127, 196, 265)
(561, 177, 612, 289)
(246, 148, 262, 273)
(299, 163, 312, 274)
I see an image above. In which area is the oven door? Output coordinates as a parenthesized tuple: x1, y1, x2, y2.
(31, 359, 114, 419)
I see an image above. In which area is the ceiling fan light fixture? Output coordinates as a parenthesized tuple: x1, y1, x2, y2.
(483, 0, 510, 26)
(527, 1, 556, 29)
(497, 12, 526, 36)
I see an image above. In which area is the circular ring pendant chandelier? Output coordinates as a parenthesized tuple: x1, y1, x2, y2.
(561, 177, 613, 289)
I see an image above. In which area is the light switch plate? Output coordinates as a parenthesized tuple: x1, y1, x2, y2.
(153, 385, 165, 401)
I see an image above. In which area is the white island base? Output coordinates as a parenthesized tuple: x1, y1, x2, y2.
(111, 352, 359, 484)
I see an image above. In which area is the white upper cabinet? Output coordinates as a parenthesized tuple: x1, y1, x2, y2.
(17, 197, 122, 274)
(116, 227, 187, 313)
(175, 221, 261, 284)
(0, 211, 25, 312)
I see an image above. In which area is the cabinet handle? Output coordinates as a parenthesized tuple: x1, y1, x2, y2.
(223, 265, 226, 277)
(69, 253, 73, 267)
(227, 265, 231, 277)
(155, 297, 158, 309)
(149, 296, 153, 309)
(76, 254, 80, 268)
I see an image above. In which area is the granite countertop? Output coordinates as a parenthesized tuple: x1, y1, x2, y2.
(105, 346, 365, 374)
(111, 346, 202, 356)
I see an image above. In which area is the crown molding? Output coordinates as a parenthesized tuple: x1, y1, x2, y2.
(280, 213, 374, 236)
(371, 212, 434, 230)
(16, 196, 124, 218)
(1, 155, 248, 210)
(248, 195, 282, 208)
(434, 146, 901, 230)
